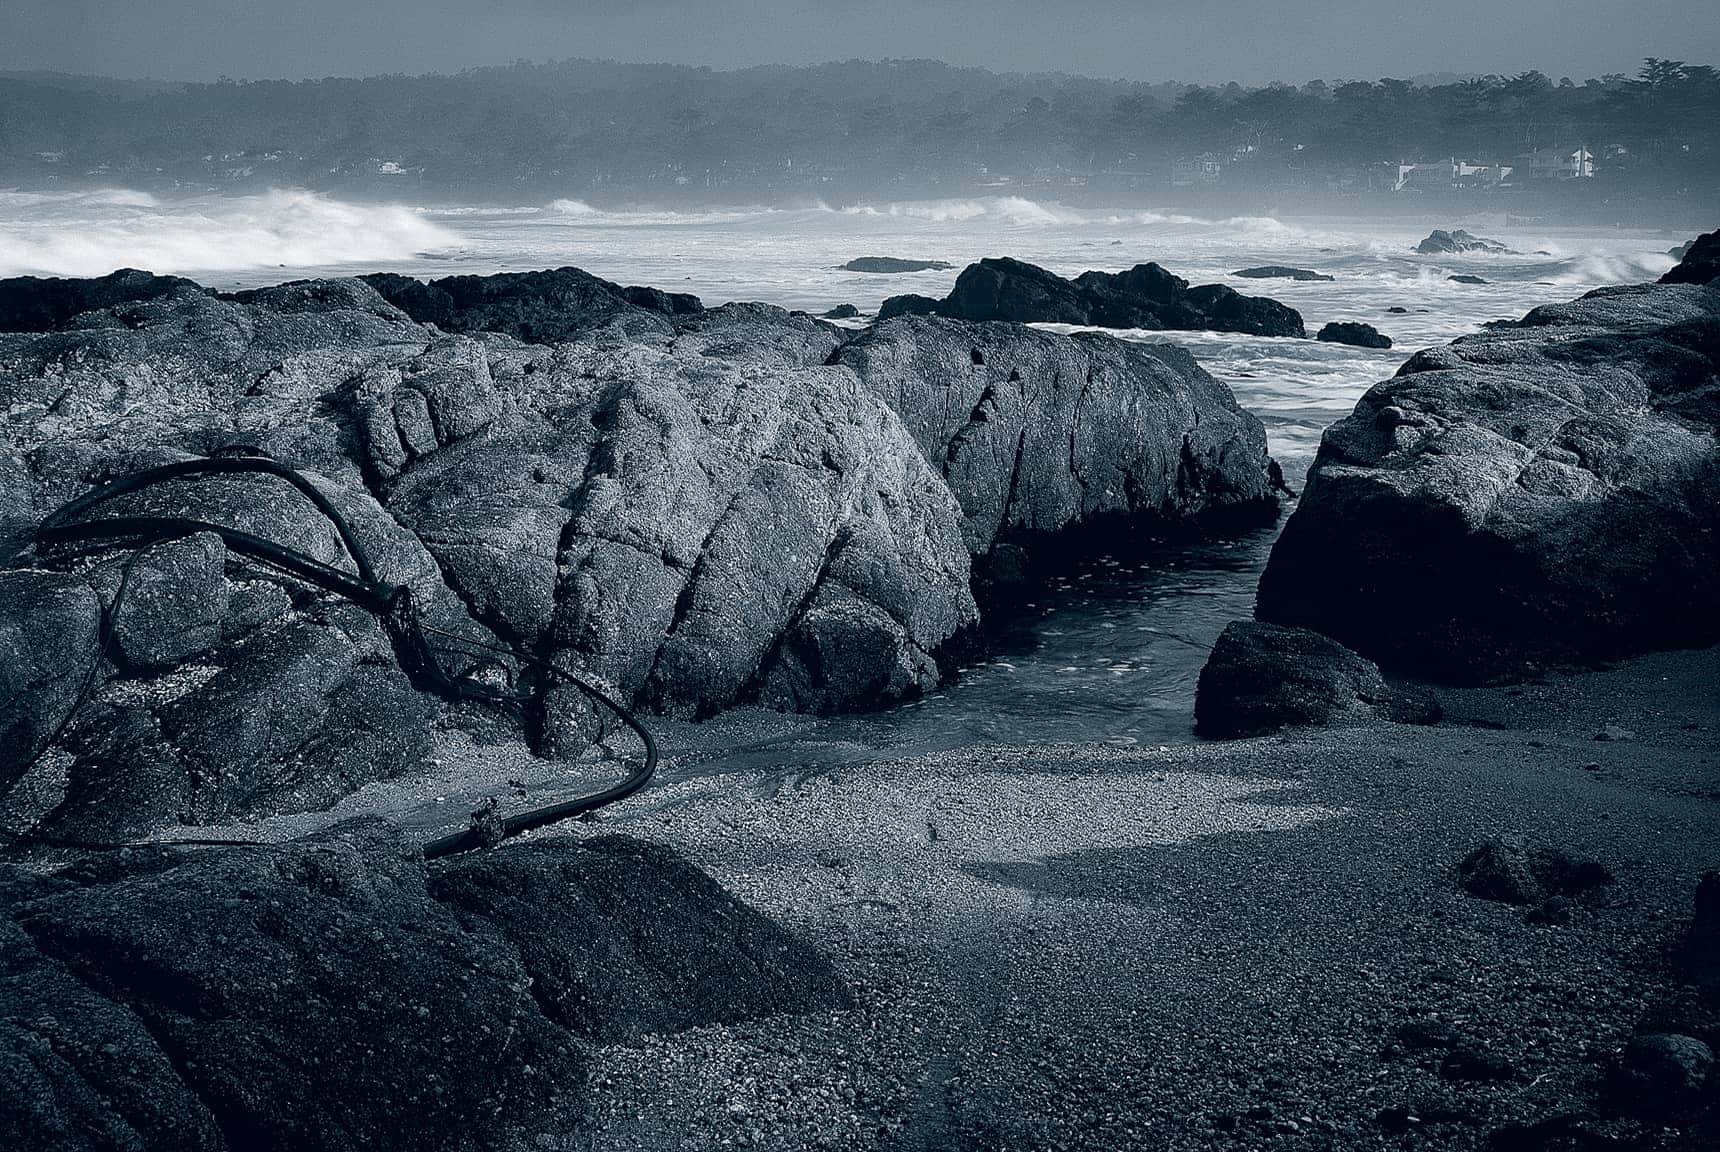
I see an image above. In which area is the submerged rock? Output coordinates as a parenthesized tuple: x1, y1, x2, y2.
(1418, 229, 1511, 255)
(1447, 274, 1490, 285)
(822, 303, 862, 319)
(0, 819, 846, 1152)
(906, 257, 1306, 337)
(1193, 620, 1437, 739)
(1233, 265, 1334, 281)
(1316, 321, 1393, 349)
(840, 257, 953, 273)
(1257, 279, 1720, 681)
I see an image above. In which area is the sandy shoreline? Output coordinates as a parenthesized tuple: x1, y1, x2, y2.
(515, 646, 1720, 1150)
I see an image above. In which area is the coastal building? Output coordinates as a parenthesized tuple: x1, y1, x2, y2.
(1171, 153, 1222, 185)
(1516, 146, 1595, 179)
(1393, 158, 1514, 191)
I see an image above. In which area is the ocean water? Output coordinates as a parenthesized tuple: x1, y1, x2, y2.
(0, 189, 1685, 766)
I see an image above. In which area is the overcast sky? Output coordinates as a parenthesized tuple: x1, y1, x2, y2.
(1, 0, 1714, 83)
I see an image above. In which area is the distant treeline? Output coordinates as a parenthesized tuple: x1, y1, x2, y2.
(1, 58, 1715, 208)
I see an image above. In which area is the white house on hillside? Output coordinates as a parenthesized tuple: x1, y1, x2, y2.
(1516, 146, 1595, 180)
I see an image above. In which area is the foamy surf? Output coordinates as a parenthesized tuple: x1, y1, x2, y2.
(0, 188, 458, 278)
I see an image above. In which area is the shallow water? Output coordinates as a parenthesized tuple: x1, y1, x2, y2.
(0, 189, 1685, 772)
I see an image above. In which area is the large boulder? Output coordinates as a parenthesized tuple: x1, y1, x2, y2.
(1661, 228, 1720, 286)
(1194, 620, 1436, 738)
(0, 819, 846, 1152)
(105, 532, 230, 672)
(913, 257, 1306, 337)
(1257, 280, 1720, 681)
(837, 315, 1278, 562)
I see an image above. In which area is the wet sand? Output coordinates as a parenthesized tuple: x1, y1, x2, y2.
(528, 647, 1720, 1151)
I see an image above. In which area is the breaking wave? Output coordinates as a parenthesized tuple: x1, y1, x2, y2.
(0, 188, 458, 278)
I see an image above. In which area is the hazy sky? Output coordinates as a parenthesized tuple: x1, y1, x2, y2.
(1, 0, 1714, 83)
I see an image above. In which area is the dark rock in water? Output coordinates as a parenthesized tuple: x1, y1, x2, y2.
(1233, 265, 1335, 281)
(1193, 620, 1438, 739)
(1418, 229, 1512, 255)
(106, 531, 230, 673)
(1448, 274, 1490, 285)
(1661, 228, 1720, 286)
(1609, 1033, 1713, 1115)
(0, 570, 100, 793)
(1681, 871, 1720, 988)
(1387, 306, 1409, 314)
(822, 303, 862, 319)
(361, 266, 702, 343)
(914, 257, 1306, 337)
(1317, 321, 1393, 349)
(1456, 839, 1613, 905)
(838, 316, 1278, 559)
(0, 819, 845, 1152)
(1257, 280, 1720, 681)
(0, 268, 206, 333)
(840, 257, 954, 273)
(877, 293, 943, 320)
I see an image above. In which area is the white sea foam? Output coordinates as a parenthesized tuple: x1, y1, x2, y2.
(0, 188, 458, 278)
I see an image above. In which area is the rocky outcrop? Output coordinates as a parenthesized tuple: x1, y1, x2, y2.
(1257, 279, 1720, 681)
(1417, 229, 1511, 255)
(0, 818, 847, 1152)
(840, 257, 953, 273)
(1233, 266, 1334, 281)
(1661, 228, 1720, 286)
(837, 316, 1278, 566)
(1316, 321, 1392, 349)
(822, 303, 861, 319)
(0, 570, 99, 794)
(896, 257, 1306, 338)
(1447, 274, 1489, 285)
(1193, 620, 1437, 739)
(0, 268, 207, 333)
(359, 266, 703, 344)
(0, 266, 1276, 834)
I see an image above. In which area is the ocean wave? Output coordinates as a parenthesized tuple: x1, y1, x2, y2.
(0, 189, 458, 278)
(841, 196, 1079, 226)
(1540, 252, 1675, 286)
